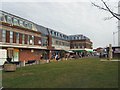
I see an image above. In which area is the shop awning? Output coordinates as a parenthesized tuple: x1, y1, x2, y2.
(64, 50, 74, 53)
(73, 50, 85, 52)
(70, 48, 93, 53)
(85, 48, 93, 52)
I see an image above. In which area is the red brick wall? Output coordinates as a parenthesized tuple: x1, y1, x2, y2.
(48, 35, 52, 49)
(24, 34, 28, 44)
(19, 33, 22, 44)
(19, 49, 41, 61)
(6, 30, 10, 43)
(13, 32, 16, 43)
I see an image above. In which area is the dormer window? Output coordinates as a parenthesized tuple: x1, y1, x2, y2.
(0, 13, 6, 22)
(19, 20, 24, 27)
(54, 32, 56, 36)
(6, 15, 12, 24)
(13, 18, 19, 26)
(24, 21, 28, 28)
(28, 23, 32, 29)
(50, 31, 52, 35)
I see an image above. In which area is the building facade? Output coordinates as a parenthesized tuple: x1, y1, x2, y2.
(0, 10, 93, 63)
(0, 11, 42, 63)
(69, 34, 93, 56)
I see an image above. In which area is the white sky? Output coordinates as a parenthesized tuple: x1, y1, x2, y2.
(0, 0, 119, 48)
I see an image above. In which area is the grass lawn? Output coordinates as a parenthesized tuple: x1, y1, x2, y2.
(2, 57, 119, 88)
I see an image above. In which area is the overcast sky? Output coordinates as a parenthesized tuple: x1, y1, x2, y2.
(0, 0, 119, 48)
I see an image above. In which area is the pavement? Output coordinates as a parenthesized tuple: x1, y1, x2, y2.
(100, 59, 120, 61)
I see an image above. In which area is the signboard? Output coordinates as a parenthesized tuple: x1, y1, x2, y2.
(0, 49, 7, 65)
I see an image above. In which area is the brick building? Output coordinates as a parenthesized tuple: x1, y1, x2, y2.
(0, 10, 93, 64)
(69, 34, 93, 53)
(0, 10, 42, 63)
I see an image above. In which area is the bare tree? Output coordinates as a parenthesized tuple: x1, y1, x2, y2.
(91, 0, 120, 20)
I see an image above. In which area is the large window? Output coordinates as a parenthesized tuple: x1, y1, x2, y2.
(22, 34, 25, 44)
(29, 35, 34, 45)
(2, 29, 6, 42)
(42, 37, 47, 46)
(56, 41, 58, 45)
(10, 31, 13, 43)
(38, 39, 41, 45)
(27, 35, 30, 44)
(32, 36, 34, 45)
(16, 32, 19, 44)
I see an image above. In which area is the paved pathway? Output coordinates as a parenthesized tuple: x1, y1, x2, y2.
(100, 59, 120, 61)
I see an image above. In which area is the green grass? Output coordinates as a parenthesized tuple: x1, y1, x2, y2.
(2, 57, 119, 88)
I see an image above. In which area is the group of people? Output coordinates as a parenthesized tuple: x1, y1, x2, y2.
(40, 52, 93, 62)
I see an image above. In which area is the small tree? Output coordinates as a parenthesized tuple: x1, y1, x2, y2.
(91, 0, 120, 20)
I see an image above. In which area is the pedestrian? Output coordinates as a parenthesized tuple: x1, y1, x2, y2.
(55, 54, 58, 61)
(41, 54, 43, 60)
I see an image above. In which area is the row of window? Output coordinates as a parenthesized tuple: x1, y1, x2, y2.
(0, 11, 91, 43)
(70, 43, 86, 49)
(70, 43, 92, 49)
(70, 46, 85, 49)
(50, 30, 69, 40)
(50, 30, 90, 41)
(69, 35, 89, 40)
(52, 39, 70, 46)
(0, 12, 33, 30)
(1, 29, 41, 45)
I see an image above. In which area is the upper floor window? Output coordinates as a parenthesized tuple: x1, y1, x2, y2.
(62, 42, 64, 46)
(0, 13, 6, 22)
(27, 35, 30, 44)
(79, 36, 82, 40)
(38, 39, 41, 45)
(54, 32, 56, 36)
(50, 31, 52, 35)
(22, 34, 25, 44)
(56, 41, 58, 45)
(13, 18, 19, 26)
(6, 15, 12, 24)
(30, 35, 34, 45)
(28, 23, 32, 29)
(2, 29, 6, 42)
(19, 20, 24, 27)
(42, 38, 47, 46)
(16, 32, 19, 44)
(24, 21, 28, 28)
(10, 31, 13, 43)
